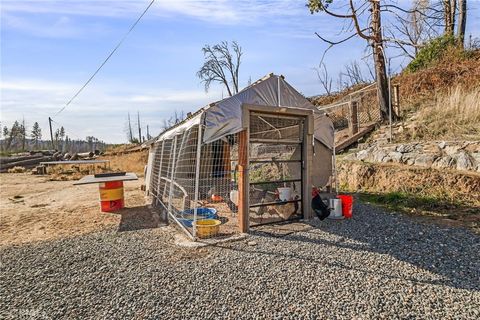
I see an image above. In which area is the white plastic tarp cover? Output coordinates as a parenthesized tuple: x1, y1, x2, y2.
(157, 112, 202, 141)
(202, 74, 334, 149)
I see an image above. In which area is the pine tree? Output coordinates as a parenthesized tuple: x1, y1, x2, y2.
(31, 122, 42, 148)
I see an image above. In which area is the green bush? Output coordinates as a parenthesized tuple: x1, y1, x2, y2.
(406, 35, 457, 73)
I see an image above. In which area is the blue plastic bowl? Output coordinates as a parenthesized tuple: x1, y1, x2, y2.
(178, 208, 217, 227)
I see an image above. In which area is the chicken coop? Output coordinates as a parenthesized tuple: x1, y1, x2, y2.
(145, 74, 334, 240)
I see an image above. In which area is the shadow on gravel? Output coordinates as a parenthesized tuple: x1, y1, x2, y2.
(247, 202, 480, 292)
(117, 205, 166, 232)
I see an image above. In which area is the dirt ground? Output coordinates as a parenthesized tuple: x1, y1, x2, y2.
(0, 173, 151, 248)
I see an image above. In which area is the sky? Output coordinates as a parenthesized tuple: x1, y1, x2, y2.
(1, 0, 479, 143)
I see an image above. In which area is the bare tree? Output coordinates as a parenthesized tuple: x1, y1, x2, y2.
(308, 0, 395, 120)
(197, 41, 243, 97)
(137, 111, 142, 144)
(457, 0, 467, 46)
(125, 112, 135, 143)
(443, 0, 457, 35)
(314, 62, 333, 94)
(340, 61, 371, 87)
(161, 110, 186, 131)
(385, 0, 440, 59)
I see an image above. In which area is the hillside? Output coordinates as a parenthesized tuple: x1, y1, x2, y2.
(316, 46, 480, 233)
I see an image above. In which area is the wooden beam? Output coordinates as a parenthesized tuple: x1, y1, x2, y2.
(393, 85, 400, 116)
(237, 129, 249, 233)
(349, 100, 359, 135)
(335, 124, 376, 153)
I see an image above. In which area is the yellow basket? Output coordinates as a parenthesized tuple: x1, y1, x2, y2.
(194, 219, 222, 239)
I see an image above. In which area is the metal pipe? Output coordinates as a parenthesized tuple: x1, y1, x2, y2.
(167, 135, 177, 215)
(193, 120, 204, 240)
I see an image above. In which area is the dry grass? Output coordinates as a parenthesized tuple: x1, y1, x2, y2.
(396, 49, 480, 104)
(407, 86, 480, 140)
(100, 150, 149, 176)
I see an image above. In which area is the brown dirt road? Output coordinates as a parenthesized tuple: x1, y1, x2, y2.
(0, 173, 147, 248)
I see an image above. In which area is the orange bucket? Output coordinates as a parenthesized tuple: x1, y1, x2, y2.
(99, 181, 124, 212)
(337, 195, 353, 218)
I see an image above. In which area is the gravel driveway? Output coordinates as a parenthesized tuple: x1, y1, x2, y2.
(1, 203, 479, 319)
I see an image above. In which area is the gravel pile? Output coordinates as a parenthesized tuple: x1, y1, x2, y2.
(1, 203, 479, 319)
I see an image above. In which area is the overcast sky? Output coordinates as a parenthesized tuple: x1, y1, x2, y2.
(1, 0, 479, 143)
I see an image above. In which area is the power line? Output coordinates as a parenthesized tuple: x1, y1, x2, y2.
(52, 0, 156, 118)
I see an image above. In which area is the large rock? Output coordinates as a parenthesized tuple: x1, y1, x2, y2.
(414, 154, 437, 167)
(387, 151, 403, 163)
(471, 153, 480, 172)
(456, 151, 475, 171)
(373, 150, 387, 162)
(396, 144, 415, 153)
(356, 150, 370, 161)
(444, 145, 461, 156)
(432, 156, 456, 169)
(401, 153, 418, 165)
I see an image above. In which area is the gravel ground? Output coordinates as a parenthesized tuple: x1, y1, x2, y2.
(1, 202, 479, 319)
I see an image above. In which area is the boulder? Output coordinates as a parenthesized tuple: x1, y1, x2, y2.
(456, 151, 475, 171)
(444, 145, 461, 156)
(356, 150, 369, 161)
(470, 153, 480, 169)
(396, 143, 418, 153)
(373, 150, 387, 162)
(401, 153, 417, 165)
(432, 156, 455, 169)
(414, 154, 437, 167)
(388, 151, 403, 163)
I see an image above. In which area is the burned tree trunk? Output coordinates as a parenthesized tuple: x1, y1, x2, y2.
(371, 0, 392, 121)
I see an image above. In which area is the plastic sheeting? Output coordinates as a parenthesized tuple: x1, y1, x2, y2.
(202, 74, 334, 149)
(157, 112, 202, 141)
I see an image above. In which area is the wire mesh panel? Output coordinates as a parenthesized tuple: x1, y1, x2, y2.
(150, 123, 240, 240)
(316, 84, 382, 145)
(248, 113, 305, 226)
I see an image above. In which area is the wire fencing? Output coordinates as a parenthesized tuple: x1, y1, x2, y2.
(317, 83, 381, 136)
(149, 123, 240, 240)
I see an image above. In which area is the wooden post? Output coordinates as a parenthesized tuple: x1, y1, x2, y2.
(393, 85, 400, 116)
(48, 117, 55, 150)
(237, 129, 249, 233)
(349, 100, 359, 136)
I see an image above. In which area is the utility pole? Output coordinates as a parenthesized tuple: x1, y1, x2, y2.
(147, 125, 150, 140)
(137, 111, 142, 143)
(48, 117, 55, 150)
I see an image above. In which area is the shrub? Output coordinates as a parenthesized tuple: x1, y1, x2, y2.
(406, 35, 457, 73)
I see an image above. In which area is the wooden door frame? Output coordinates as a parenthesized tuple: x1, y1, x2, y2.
(237, 103, 314, 233)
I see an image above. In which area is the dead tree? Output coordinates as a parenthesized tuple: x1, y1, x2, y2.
(457, 0, 467, 46)
(443, 0, 457, 35)
(314, 62, 333, 95)
(308, 0, 395, 121)
(385, 0, 441, 59)
(197, 41, 242, 97)
(341, 61, 371, 87)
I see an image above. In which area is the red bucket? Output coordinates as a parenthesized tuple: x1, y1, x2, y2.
(337, 195, 353, 218)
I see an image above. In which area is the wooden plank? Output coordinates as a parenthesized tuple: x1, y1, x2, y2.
(237, 129, 249, 233)
(250, 199, 301, 208)
(250, 179, 301, 186)
(249, 138, 301, 145)
(335, 124, 376, 153)
(249, 159, 301, 164)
